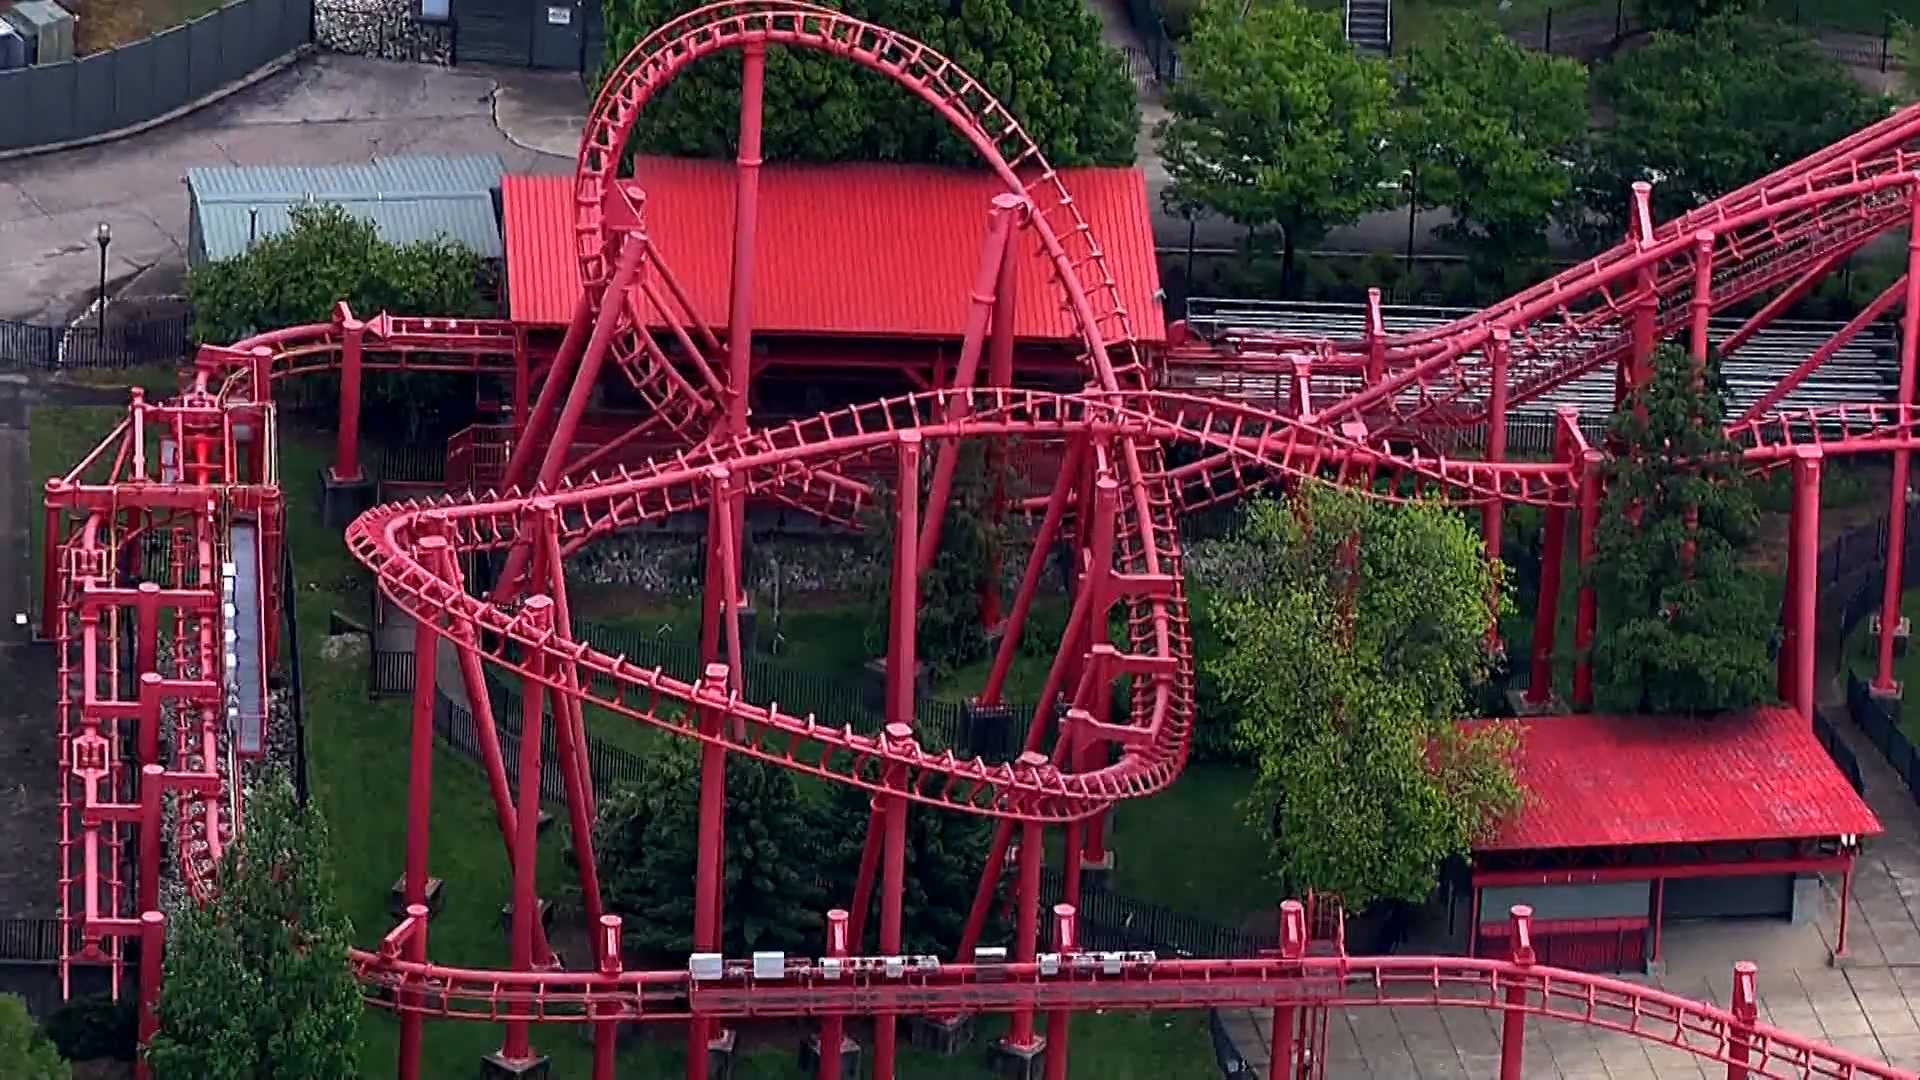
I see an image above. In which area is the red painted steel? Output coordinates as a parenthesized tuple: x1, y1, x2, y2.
(44, 5, 1920, 1079)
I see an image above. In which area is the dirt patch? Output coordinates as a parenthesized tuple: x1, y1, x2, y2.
(66, 0, 227, 54)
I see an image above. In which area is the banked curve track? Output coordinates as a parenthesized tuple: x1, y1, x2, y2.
(131, 5, 1920, 1077)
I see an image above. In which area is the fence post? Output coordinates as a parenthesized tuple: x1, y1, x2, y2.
(1885, 12, 1894, 74)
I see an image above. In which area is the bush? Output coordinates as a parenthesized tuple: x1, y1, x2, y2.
(42, 995, 134, 1063)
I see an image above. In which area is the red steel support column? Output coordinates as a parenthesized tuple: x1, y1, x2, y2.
(1042, 904, 1076, 1080)
(1498, 905, 1535, 1080)
(689, 660, 729, 1080)
(817, 909, 850, 1080)
(41, 492, 61, 642)
(1526, 410, 1576, 704)
(1875, 185, 1920, 694)
(876, 432, 920, 1080)
(1081, 476, 1119, 869)
(138, 764, 162, 915)
(982, 205, 1020, 628)
(1365, 287, 1386, 385)
(1727, 961, 1758, 1080)
(593, 914, 623, 1080)
(1270, 900, 1307, 1080)
(134, 581, 160, 678)
(727, 42, 765, 443)
(403, 537, 446, 909)
(1482, 328, 1511, 650)
(501, 596, 552, 1064)
(1006, 797, 1045, 1050)
(1650, 877, 1664, 969)
(535, 236, 648, 494)
(1780, 512, 1800, 705)
(1572, 450, 1604, 710)
(135, 910, 163, 1080)
(1792, 447, 1823, 723)
(502, 290, 594, 493)
(333, 311, 366, 481)
(398, 903, 429, 1080)
(1690, 231, 1715, 367)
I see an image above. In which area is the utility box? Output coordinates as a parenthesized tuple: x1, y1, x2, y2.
(0, 22, 25, 71)
(3, 1, 77, 65)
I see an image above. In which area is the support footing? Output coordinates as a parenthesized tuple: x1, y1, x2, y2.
(1078, 851, 1116, 892)
(989, 1037, 1047, 1080)
(1872, 615, 1912, 658)
(479, 1051, 551, 1079)
(388, 877, 444, 918)
(1870, 682, 1905, 708)
(498, 898, 555, 937)
(799, 1033, 863, 1079)
(320, 468, 375, 529)
(707, 1026, 738, 1080)
(908, 1013, 975, 1055)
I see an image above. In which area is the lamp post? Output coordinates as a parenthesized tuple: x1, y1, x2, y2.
(95, 222, 112, 337)
(1401, 167, 1418, 275)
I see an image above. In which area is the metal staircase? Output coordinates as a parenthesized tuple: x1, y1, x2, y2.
(1344, 0, 1391, 56)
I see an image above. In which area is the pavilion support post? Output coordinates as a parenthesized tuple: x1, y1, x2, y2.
(332, 308, 366, 482)
(689, 661, 730, 1080)
(1649, 877, 1665, 972)
(1572, 451, 1605, 710)
(1835, 848, 1856, 963)
(1791, 447, 1823, 723)
(1526, 409, 1577, 705)
(1873, 185, 1920, 697)
(1498, 906, 1535, 1080)
(1727, 962, 1758, 1080)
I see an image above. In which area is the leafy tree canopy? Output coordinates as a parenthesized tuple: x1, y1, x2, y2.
(1158, 0, 1399, 291)
(599, 0, 1139, 167)
(146, 777, 359, 1080)
(0, 994, 67, 1080)
(822, 780, 1003, 956)
(1206, 488, 1520, 909)
(1592, 345, 1773, 714)
(1395, 14, 1588, 282)
(187, 203, 489, 438)
(1572, 15, 1882, 245)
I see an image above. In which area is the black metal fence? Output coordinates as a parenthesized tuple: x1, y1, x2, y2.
(0, 316, 192, 371)
(0, 0, 313, 152)
(1828, 504, 1920, 799)
(0, 919, 61, 964)
(1121, 0, 1181, 84)
(1038, 866, 1274, 957)
(284, 547, 311, 805)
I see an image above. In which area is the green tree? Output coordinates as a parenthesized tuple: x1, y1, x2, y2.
(0, 994, 67, 1080)
(1572, 15, 1882, 247)
(599, 0, 1138, 168)
(1591, 345, 1773, 714)
(1159, 0, 1400, 293)
(1395, 15, 1587, 286)
(822, 779, 1002, 956)
(591, 743, 826, 962)
(1206, 488, 1520, 909)
(187, 203, 489, 438)
(145, 778, 359, 1080)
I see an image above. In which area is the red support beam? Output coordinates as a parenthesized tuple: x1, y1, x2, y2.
(403, 536, 446, 910)
(501, 596, 552, 1065)
(332, 308, 366, 482)
(1572, 450, 1604, 710)
(1526, 409, 1577, 705)
(1792, 446, 1823, 723)
(1498, 906, 1534, 1080)
(1876, 187, 1920, 693)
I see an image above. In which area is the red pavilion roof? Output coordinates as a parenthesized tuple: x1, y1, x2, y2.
(1468, 708, 1880, 853)
(501, 159, 1165, 343)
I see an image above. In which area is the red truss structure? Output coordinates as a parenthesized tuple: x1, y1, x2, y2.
(36, 4, 1920, 1079)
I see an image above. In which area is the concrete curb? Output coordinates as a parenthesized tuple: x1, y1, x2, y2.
(0, 45, 315, 164)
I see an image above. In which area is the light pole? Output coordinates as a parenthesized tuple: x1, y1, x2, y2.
(95, 222, 112, 337)
(1401, 167, 1418, 276)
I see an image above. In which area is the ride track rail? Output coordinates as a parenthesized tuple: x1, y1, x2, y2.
(43, 3, 1920, 1078)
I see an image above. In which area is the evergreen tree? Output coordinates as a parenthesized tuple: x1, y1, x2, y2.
(145, 777, 359, 1080)
(0, 994, 67, 1080)
(1591, 345, 1773, 714)
(591, 743, 826, 962)
(822, 781, 1003, 956)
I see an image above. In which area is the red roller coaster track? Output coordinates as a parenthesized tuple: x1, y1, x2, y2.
(38, 3, 1920, 1078)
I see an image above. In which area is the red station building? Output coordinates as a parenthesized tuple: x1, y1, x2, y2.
(1464, 708, 1881, 973)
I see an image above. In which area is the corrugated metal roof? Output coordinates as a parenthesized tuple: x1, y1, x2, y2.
(196, 200, 503, 263)
(188, 154, 505, 262)
(501, 158, 1165, 344)
(1468, 708, 1882, 852)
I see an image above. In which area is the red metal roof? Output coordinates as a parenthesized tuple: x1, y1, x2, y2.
(1469, 709, 1881, 852)
(501, 159, 1165, 343)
